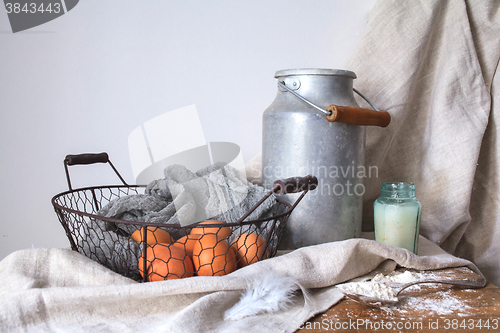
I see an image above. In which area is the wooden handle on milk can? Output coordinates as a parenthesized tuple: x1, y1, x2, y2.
(326, 104, 391, 127)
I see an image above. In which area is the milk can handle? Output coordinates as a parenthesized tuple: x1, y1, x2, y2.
(277, 81, 391, 127)
(326, 104, 391, 127)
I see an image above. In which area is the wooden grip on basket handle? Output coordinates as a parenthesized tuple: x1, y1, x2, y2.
(326, 105, 391, 127)
(63, 152, 128, 190)
(273, 175, 318, 195)
(65, 153, 109, 166)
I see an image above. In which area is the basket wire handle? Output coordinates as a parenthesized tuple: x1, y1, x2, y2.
(273, 175, 318, 195)
(234, 175, 318, 264)
(64, 152, 129, 190)
(235, 175, 318, 224)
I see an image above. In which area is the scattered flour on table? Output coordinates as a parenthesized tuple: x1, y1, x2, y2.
(387, 289, 473, 315)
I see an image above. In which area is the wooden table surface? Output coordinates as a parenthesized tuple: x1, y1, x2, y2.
(299, 267, 500, 332)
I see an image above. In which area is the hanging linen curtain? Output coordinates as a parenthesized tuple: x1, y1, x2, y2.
(346, 0, 500, 285)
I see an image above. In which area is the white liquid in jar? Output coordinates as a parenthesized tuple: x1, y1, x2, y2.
(374, 202, 420, 253)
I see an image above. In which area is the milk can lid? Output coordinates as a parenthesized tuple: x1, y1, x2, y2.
(275, 68, 357, 78)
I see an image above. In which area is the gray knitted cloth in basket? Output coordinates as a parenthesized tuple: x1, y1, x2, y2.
(78, 163, 276, 279)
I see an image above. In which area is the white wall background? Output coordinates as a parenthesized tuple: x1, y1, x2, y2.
(0, 0, 376, 260)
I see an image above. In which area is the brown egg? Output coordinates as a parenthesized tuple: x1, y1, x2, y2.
(231, 233, 268, 268)
(192, 234, 237, 276)
(138, 243, 194, 281)
(131, 227, 174, 246)
(172, 234, 201, 256)
(189, 220, 232, 240)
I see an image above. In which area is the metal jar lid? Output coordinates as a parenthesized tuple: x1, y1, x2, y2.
(275, 68, 357, 79)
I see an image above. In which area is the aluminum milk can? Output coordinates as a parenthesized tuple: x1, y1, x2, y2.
(262, 68, 390, 249)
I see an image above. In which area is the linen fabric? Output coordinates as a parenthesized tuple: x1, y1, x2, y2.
(0, 236, 481, 332)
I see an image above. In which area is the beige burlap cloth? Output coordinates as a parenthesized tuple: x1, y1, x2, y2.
(0, 236, 482, 333)
(346, 0, 500, 287)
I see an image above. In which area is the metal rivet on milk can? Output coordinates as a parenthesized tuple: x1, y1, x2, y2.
(262, 68, 391, 250)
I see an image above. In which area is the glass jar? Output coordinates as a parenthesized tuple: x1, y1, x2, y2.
(374, 182, 422, 254)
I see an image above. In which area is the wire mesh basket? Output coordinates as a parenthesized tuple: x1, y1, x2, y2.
(52, 153, 317, 282)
